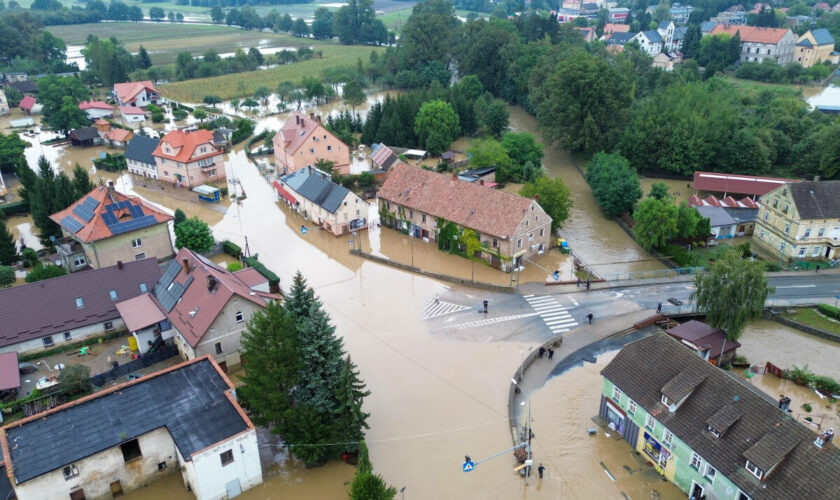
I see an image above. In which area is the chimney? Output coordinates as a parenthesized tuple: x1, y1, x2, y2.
(533, 194, 539, 202)
(480, 179, 485, 186)
(310, 112, 315, 120)
(295, 115, 300, 125)
(814, 175, 821, 182)
(182, 258, 190, 274)
(815, 428, 835, 448)
(778, 396, 791, 411)
(317, 115, 321, 123)
(207, 275, 217, 292)
(117, 260, 123, 270)
(107, 181, 117, 203)
(451, 173, 457, 185)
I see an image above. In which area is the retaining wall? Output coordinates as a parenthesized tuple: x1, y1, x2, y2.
(765, 309, 840, 345)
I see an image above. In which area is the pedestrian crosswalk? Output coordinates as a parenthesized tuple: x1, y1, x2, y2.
(449, 312, 540, 330)
(422, 298, 472, 320)
(523, 294, 578, 334)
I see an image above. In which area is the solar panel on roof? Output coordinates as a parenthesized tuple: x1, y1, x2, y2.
(109, 215, 158, 235)
(101, 212, 117, 226)
(128, 204, 144, 219)
(72, 204, 95, 223)
(82, 196, 99, 211)
(60, 215, 84, 233)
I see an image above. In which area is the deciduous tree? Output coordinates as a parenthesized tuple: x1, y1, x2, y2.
(519, 176, 572, 232)
(585, 152, 642, 218)
(0, 265, 14, 288)
(174, 217, 214, 252)
(414, 99, 459, 155)
(0, 131, 29, 175)
(633, 196, 678, 251)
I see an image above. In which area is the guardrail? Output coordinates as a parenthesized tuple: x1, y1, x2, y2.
(600, 267, 705, 281)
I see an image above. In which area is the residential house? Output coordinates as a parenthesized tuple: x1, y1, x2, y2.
(7, 80, 37, 95)
(49, 183, 174, 271)
(665, 320, 741, 367)
(153, 129, 225, 187)
(68, 126, 101, 147)
(794, 28, 835, 67)
(378, 163, 552, 270)
(121, 248, 277, 371)
(603, 23, 631, 36)
(576, 26, 596, 42)
(608, 7, 630, 22)
(0, 89, 7, 115)
(724, 207, 759, 236)
(750, 2, 772, 13)
(120, 105, 147, 123)
(695, 205, 737, 239)
(709, 10, 746, 25)
(18, 96, 40, 115)
(652, 51, 683, 70)
(599, 333, 840, 500)
(580, 2, 599, 16)
(0, 356, 263, 500)
(113, 80, 160, 107)
(457, 166, 497, 187)
(786, 15, 814, 29)
(3, 72, 28, 83)
(212, 128, 232, 152)
(125, 135, 161, 179)
(657, 21, 676, 51)
(606, 32, 636, 51)
(105, 127, 134, 148)
(672, 26, 687, 51)
(370, 143, 398, 170)
(709, 25, 797, 64)
(670, 2, 693, 24)
(0, 258, 160, 355)
(273, 112, 350, 175)
(561, 0, 580, 9)
(752, 180, 840, 261)
(693, 171, 798, 198)
(78, 100, 114, 120)
(633, 30, 663, 55)
(275, 166, 368, 236)
(700, 20, 718, 35)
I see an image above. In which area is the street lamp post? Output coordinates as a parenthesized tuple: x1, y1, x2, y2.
(511, 379, 533, 487)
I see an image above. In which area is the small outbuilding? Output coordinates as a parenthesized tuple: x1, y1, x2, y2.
(665, 319, 740, 367)
(193, 184, 221, 203)
(694, 205, 736, 239)
(68, 126, 101, 147)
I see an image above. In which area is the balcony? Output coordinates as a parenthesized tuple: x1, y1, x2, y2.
(199, 162, 216, 169)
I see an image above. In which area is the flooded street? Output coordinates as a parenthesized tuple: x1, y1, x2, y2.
(506, 107, 663, 276)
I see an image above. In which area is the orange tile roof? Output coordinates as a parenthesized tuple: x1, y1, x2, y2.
(275, 112, 347, 156)
(153, 129, 220, 164)
(113, 80, 156, 104)
(49, 185, 173, 243)
(378, 162, 544, 239)
(105, 128, 133, 142)
(710, 24, 792, 44)
(79, 100, 114, 111)
(604, 23, 630, 34)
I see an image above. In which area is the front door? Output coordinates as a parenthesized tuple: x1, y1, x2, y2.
(218, 361, 228, 373)
(110, 480, 123, 497)
(70, 490, 86, 500)
(827, 247, 832, 259)
(690, 480, 705, 500)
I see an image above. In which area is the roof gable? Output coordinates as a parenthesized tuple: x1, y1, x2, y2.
(152, 129, 217, 163)
(710, 24, 792, 44)
(787, 181, 840, 220)
(275, 112, 347, 156)
(125, 135, 160, 165)
(113, 80, 156, 103)
(280, 167, 352, 213)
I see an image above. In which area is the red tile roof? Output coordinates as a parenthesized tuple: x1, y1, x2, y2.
(604, 23, 630, 34)
(272, 180, 298, 205)
(153, 129, 220, 164)
(233, 267, 268, 288)
(693, 171, 797, 197)
(0, 352, 20, 392)
(378, 162, 543, 239)
(275, 112, 347, 157)
(113, 80, 156, 104)
(666, 320, 741, 359)
(49, 185, 173, 243)
(710, 24, 792, 44)
(18, 96, 35, 110)
(115, 293, 166, 332)
(688, 194, 761, 209)
(119, 105, 146, 116)
(163, 248, 272, 347)
(105, 128, 133, 142)
(79, 100, 113, 111)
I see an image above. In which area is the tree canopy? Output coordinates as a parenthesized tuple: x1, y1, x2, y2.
(585, 152, 642, 218)
(519, 176, 572, 232)
(174, 217, 214, 252)
(414, 99, 460, 155)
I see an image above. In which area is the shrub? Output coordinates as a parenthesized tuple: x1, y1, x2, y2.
(227, 261, 243, 272)
(220, 186, 228, 198)
(21, 248, 39, 268)
(58, 364, 91, 395)
(0, 265, 14, 287)
(802, 403, 812, 412)
(222, 240, 242, 258)
(341, 175, 357, 188)
(244, 256, 279, 289)
(172, 108, 188, 121)
(0, 201, 29, 217)
(25, 264, 67, 282)
(817, 304, 840, 320)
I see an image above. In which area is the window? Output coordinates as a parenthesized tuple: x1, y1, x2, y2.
(784, 223, 790, 235)
(220, 449, 234, 466)
(772, 199, 778, 208)
(73, 255, 86, 267)
(799, 247, 807, 257)
(75, 298, 84, 308)
(492, 239, 497, 248)
(804, 228, 811, 238)
(104, 321, 114, 331)
(120, 439, 142, 463)
(109, 290, 118, 300)
(309, 148, 314, 154)
(690, 452, 702, 470)
(409, 210, 413, 218)
(627, 399, 637, 415)
(43, 336, 54, 347)
(737, 491, 752, 500)
(529, 233, 534, 242)
(164, 171, 168, 176)
(745, 460, 763, 480)
(704, 463, 716, 483)
(135, 253, 146, 260)
(63, 464, 79, 480)
(235, 311, 244, 322)
(327, 145, 332, 151)
(64, 332, 72, 342)
(661, 393, 674, 406)
(759, 230, 765, 240)
(157, 462, 167, 471)
(517, 239, 522, 248)
(612, 386, 622, 402)
(783, 203, 789, 214)
(819, 227, 826, 237)
(762, 210, 769, 221)
(422, 214, 426, 223)
(539, 228, 544, 237)
(812, 246, 821, 257)
(663, 430, 673, 447)
(140, 283, 147, 293)
(645, 414, 655, 431)
(215, 342, 222, 355)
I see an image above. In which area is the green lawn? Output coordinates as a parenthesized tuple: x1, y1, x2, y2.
(723, 75, 822, 99)
(781, 307, 840, 336)
(160, 43, 384, 101)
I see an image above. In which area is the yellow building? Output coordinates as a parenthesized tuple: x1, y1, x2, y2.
(751, 180, 840, 263)
(0, 89, 8, 115)
(794, 28, 836, 67)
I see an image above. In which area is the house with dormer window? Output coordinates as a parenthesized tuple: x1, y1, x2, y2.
(152, 129, 226, 187)
(599, 333, 840, 500)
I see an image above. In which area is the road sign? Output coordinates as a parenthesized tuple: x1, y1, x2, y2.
(462, 461, 475, 472)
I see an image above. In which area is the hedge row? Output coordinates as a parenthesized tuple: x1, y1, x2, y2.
(18, 329, 125, 362)
(0, 200, 29, 217)
(244, 256, 279, 289)
(222, 240, 242, 259)
(818, 304, 840, 320)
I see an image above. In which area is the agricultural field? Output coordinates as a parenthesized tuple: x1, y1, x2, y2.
(159, 43, 384, 101)
(50, 23, 319, 66)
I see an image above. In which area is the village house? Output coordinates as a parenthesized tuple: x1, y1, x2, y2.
(118, 248, 276, 372)
(709, 25, 797, 64)
(0, 356, 263, 500)
(68, 126, 101, 147)
(657, 21, 676, 51)
(669, 2, 693, 23)
(608, 7, 630, 22)
(50, 183, 174, 271)
(274, 166, 368, 236)
(125, 135, 161, 179)
(113, 80, 160, 107)
(695, 205, 737, 239)
(378, 162, 552, 270)
(119, 105, 146, 123)
(0, 258, 160, 356)
(153, 129, 225, 187)
(794, 28, 835, 67)
(6, 80, 36, 96)
(0, 89, 7, 115)
(665, 320, 741, 367)
(603, 23, 630, 36)
(576, 26, 596, 42)
(78, 100, 114, 120)
(633, 30, 664, 55)
(605, 32, 636, 51)
(599, 333, 840, 500)
(18, 96, 40, 115)
(273, 112, 350, 175)
(752, 180, 840, 261)
(652, 51, 684, 71)
(370, 143, 398, 170)
(689, 194, 759, 236)
(104, 127, 134, 149)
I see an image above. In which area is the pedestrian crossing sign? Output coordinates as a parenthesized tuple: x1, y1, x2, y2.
(463, 461, 475, 472)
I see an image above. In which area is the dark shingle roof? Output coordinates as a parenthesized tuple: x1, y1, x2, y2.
(0, 259, 161, 348)
(706, 404, 742, 435)
(602, 333, 840, 500)
(2, 358, 249, 484)
(607, 32, 636, 45)
(68, 126, 99, 142)
(642, 30, 663, 43)
(7, 80, 36, 94)
(788, 181, 840, 220)
(744, 426, 802, 471)
(0, 464, 11, 500)
(661, 367, 707, 402)
(125, 135, 159, 166)
(280, 168, 350, 214)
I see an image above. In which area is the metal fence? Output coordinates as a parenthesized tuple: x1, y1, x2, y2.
(600, 267, 706, 282)
(89, 345, 179, 387)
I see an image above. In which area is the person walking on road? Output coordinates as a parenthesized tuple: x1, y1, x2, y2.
(538, 463, 545, 479)
(576, 277, 581, 288)
(656, 303, 662, 314)
(538, 346, 546, 358)
(586, 313, 594, 324)
(548, 348, 554, 360)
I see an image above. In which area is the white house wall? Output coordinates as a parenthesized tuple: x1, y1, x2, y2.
(0, 319, 125, 356)
(189, 429, 262, 500)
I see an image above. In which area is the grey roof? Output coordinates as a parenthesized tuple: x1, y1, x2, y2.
(124, 135, 159, 166)
(695, 205, 737, 227)
(458, 166, 496, 178)
(706, 404, 742, 435)
(811, 28, 835, 45)
(722, 207, 758, 224)
(658, 20, 671, 29)
(661, 367, 707, 402)
(788, 181, 840, 220)
(606, 32, 636, 45)
(674, 26, 688, 40)
(3, 358, 248, 484)
(0, 259, 161, 348)
(7, 80, 36, 93)
(642, 30, 663, 43)
(69, 126, 99, 142)
(0, 464, 11, 500)
(280, 168, 350, 214)
(701, 21, 718, 33)
(796, 39, 813, 47)
(602, 333, 840, 500)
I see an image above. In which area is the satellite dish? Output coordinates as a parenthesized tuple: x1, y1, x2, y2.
(49, 235, 56, 242)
